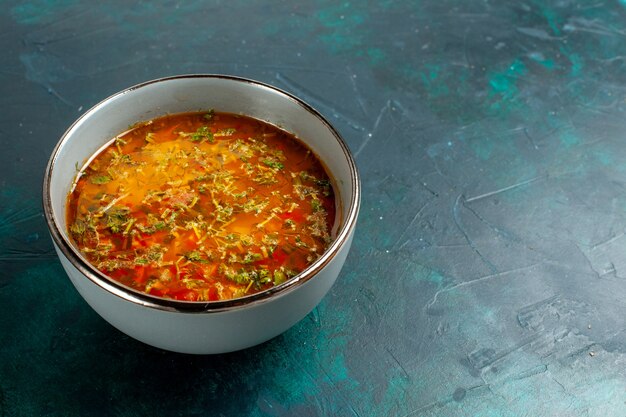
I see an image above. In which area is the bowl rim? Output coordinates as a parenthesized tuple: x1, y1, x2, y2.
(43, 74, 361, 313)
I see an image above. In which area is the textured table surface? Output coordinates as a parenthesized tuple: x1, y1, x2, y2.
(2, 1, 626, 416)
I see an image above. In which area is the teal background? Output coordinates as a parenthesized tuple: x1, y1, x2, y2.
(2, 0, 626, 415)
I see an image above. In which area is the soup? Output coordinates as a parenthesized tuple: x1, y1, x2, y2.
(66, 111, 335, 301)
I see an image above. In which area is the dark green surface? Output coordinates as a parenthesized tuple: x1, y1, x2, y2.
(2, 1, 626, 416)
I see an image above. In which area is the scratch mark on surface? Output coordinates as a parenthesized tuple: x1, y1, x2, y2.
(275, 72, 365, 131)
(452, 195, 497, 273)
(392, 199, 434, 249)
(385, 347, 410, 379)
(46, 85, 74, 106)
(0, 250, 57, 261)
(282, 350, 327, 410)
(287, 332, 362, 416)
(516, 27, 563, 40)
(589, 232, 625, 251)
(513, 364, 548, 380)
(0, 211, 42, 232)
(465, 176, 544, 203)
(426, 263, 539, 311)
(564, 18, 626, 37)
(25, 8, 92, 33)
(517, 294, 560, 329)
(346, 66, 368, 117)
(462, 27, 472, 69)
(425, 154, 454, 184)
(389, 98, 408, 115)
(420, 181, 439, 197)
(562, 342, 598, 361)
(19, 51, 76, 107)
(599, 262, 617, 278)
(308, 306, 323, 329)
(27, 25, 114, 47)
(461, 199, 523, 244)
(573, 243, 602, 279)
(430, 243, 474, 248)
(347, 403, 363, 417)
(523, 127, 539, 150)
(549, 375, 569, 394)
(355, 100, 390, 157)
(373, 261, 409, 340)
(317, 366, 362, 417)
(468, 332, 542, 371)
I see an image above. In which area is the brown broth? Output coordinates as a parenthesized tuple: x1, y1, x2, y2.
(66, 111, 335, 301)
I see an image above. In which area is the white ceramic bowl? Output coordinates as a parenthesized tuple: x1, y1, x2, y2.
(43, 75, 360, 354)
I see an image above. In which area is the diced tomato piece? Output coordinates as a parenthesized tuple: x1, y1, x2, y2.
(272, 248, 288, 265)
(133, 266, 147, 284)
(207, 286, 219, 301)
(149, 288, 166, 298)
(279, 209, 305, 223)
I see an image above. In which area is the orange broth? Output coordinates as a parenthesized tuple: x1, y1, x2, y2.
(66, 111, 335, 301)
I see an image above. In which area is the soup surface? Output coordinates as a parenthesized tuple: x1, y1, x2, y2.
(67, 111, 335, 301)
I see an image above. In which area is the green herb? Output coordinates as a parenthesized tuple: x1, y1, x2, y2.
(99, 258, 129, 272)
(295, 236, 308, 248)
(215, 204, 233, 223)
(254, 170, 278, 185)
(145, 246, 164, 263)
(262, 158, 284, 170)
(91, 175, 112, 185)
(241, 198, 269, 214)
(137, 222, 166, 234)
(215, 128, 236, 137)
(134, 245, 165, 266)
(70, 219, 87, 237)
(190, 126, 214, 143)
(258, 269, 272, 285)
(109, 150, 132, 166)
(185, 251, 203, 262)
(311, 199, 323, 212)
(242, 252, 262, 264)
(240, 235, 254, 246)
(105, 207, 130, 233)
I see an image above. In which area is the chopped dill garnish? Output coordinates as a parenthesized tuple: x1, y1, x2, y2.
(70, 219, 87, 236)
(311, 198, 323, 212)
(215, 128, 236, 137)
(185, 251, 203, 262)
(262, 158, 284, 170)
(90, 175, 112, 185)
(105, 207, 130, 233)
(192, 126, 213, 142)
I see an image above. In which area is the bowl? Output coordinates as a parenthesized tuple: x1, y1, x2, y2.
(43, 75, 360, 354)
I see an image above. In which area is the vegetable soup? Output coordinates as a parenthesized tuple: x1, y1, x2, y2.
(66, 111, 335, 301)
